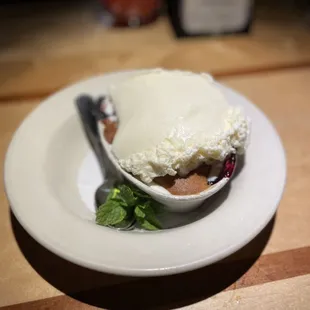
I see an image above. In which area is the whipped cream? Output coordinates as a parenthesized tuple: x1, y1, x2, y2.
(109, 70, 250, 184)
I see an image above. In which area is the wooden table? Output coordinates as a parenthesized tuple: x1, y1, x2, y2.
(1, 3, 310, 309)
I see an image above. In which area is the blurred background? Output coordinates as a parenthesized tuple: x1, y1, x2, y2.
(0, 0, 309, 100)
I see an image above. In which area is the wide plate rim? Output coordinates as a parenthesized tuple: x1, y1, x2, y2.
(4, 70, 286, 276)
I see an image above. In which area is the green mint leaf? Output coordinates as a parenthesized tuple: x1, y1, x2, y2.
(118, 184, 137, 207)
(106, 188, 120, 201)
(106, 188, 129, 208)
(143, 202, 162, 228)
(127, 183, 151, 199)
(114, 218, 134, 229)
(136, 217, 160, 231)
(96, 200, 127, 226)
(96, 182, 162, 230)
(134, 205, 146, 219)
(134, 202, 162, 230)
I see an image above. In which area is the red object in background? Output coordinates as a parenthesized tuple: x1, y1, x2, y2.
(100, 0, 162, 27)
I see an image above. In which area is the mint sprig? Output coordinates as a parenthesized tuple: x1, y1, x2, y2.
(96, 184, 162, 231)
(135, 201, 162, 231)
(118, 184, 137, 207)
(96, 200, 127, 226)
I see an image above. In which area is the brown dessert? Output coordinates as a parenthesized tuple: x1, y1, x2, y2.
(154, 165, 211, 195)
(102, 119, 118, 144)
(102, 119, 211, 195)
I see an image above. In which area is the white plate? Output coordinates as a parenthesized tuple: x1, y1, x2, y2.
(4, 70, 286, 277)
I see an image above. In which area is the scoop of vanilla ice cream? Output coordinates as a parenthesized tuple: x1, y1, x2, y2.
(109, 70, 250, 183)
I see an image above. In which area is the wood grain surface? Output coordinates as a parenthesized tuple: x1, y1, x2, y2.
(1, 3, 310, 100)
(1, 68, 310, 309)
(1, 1, 310, 309)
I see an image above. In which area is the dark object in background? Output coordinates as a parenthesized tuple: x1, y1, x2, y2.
(167, 0, 254, 38)
(98, 0, 162, 27)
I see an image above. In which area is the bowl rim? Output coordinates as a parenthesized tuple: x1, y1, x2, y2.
(4, 69, 287, 276)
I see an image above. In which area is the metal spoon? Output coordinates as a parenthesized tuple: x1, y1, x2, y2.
(75, 95, 135, 230)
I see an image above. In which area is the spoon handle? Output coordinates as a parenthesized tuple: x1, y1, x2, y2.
(75, 95, 120, 180)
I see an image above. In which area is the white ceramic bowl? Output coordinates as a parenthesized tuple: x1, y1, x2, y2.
(4, 70, 286, 276)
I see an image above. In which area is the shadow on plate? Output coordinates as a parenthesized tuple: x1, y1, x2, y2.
(10, 207, 275, 310)
(160, 183, 231, 229)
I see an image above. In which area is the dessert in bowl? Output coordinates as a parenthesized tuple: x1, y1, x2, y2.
(96, 69, 250, 213)
(4, 67, 285, 273)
